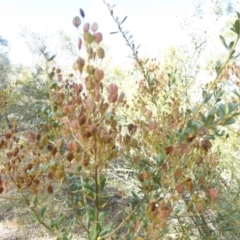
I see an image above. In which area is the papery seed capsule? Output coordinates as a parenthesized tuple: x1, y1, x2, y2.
(96, 47, 105, 59)
(79, 8, 85, 18)
(55, 170, 64, 179)
(67, 152, 74, 161)
(91, 22, 98, 32)
(73, 16, 81, 28)
(72, 62, 78, 71)
(83, 22, 90, 32)
(209, 188, 218, 199)
(47, 171, 54, 179)
(176, 184, 184, 194)
(56, 139, 63, 149)
(94, 32, 103, 44)
(47, 184, 54, 194)
(78, 38, 82, 50)
(94, 68, 104, 82)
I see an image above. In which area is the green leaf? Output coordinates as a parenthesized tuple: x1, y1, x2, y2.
(185, 109, 191, 122)
(215, 60, 222, 75)
(199, 112, 207, 124)
(99, 175, 106, 191)
(234, 19, 240, 35)
(53, 105, 58, 112)
(89, 226, 98, 240)
(191, 106, 198, 114)
(156, 154, 163, 166)
(219, 104, 226, 119)
(202, 90, 206, 101)
(228, 102, 238, 114)
(40, 206, 47, 218)
(33, 195, 38, 206)
(230, 26, 237, 34)
(231, 52, 240, 60)
(77, 207, 86, 216)
(100, 222, 113, 236)
(110, 31, 119, 34)
(47, 55, 56, 62)
(81, 182, 95, 192)
(48, 72, 54, 79)
(219, 35, 229, 51)
(222, 118, 236, 125)
(50, 82, 58, 90)
(204, 93, 213, 103)
(121, 16, 128, 24)
(86, 206, 95, 221)
(229, 41, 234, 50)
(30, 211, 39, 223)
(207, 114, 215, 126)
(237, 12, 240, 19)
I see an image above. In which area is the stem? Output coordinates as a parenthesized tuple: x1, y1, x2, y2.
(94, 135, 100, 239)
(102, 197, 146, 239)
(94, 165, 100, 239)
(187, 34, 240, 125)
(65, 176, 89, 234)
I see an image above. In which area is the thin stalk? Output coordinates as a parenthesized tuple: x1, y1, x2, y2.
(102, 196, 146, 239)
(187, 34, 240, 125)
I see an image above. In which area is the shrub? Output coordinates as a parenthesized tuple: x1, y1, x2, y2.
(1, 5, 240, 240)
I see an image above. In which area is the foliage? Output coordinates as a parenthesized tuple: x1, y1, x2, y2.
(1, 4, 240, 240)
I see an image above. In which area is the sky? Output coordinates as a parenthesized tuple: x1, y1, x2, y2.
(0, 0, 196, 66)
(1, 0, 237, 69)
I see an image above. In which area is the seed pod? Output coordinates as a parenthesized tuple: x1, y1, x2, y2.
(47, 171, 54, 179)
(55, 169, 64, 179)
(94, 68, 104, 82)
(176, 184, 184, 194)
(47, 184, 54, 194)
(79, 8, 85, 18)
(67, 151, 74, 161)
(73, 16, 81, 28)
(78, 38, 82, 50)
(84, 32, 95, 44)
(96, 47, 105, 59)
(94, 32, 103, 44)
(209, 188, 218, 199)
(83, 22, 90, 32)
(91, 22, 98, 32)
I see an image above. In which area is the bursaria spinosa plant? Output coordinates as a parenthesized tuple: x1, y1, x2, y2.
(1, 4, 240, 240)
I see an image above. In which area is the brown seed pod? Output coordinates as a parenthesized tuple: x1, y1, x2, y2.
(176, 184, 184, 194)
(47, 171, 54, 180)
(94, 32, 103, 44)
(83, 22, 90, 32)
(78, 38, 82, 50)
(174, 168, 183, 179)
(47, 184, 54, 194)
(56, 139, 63, 149)
(6, 152, 13, 159)
(5, 132, 12, 139)
(143, 171, 151, 180)
(94, 68, 104, 82)
(83, 156, 89, 166)
(66, 152, 74, 161)
(138, 173, 144, 182)
(201, 139, 212, 151)
(164, 146, 174, 155)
